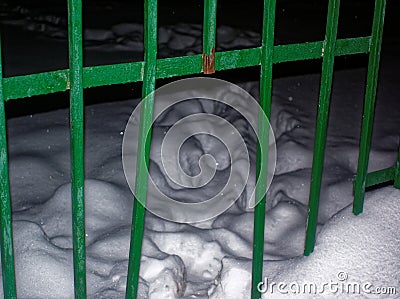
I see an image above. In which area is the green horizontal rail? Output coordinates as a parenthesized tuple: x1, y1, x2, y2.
(395, 145, 400, 188)
(3, 36, 371, 101)
(364, 166, 395, 187)
(274, 36, 370, 63)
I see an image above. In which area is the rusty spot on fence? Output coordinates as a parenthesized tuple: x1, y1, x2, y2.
(202, 48, 215, 74)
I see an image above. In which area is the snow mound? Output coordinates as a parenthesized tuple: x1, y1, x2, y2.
(210, 187, 400, 299)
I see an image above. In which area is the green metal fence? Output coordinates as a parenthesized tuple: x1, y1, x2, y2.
(0, 0, 397, 298)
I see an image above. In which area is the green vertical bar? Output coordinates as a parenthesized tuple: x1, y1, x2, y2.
(67, 0, 87, 297)
(304, 0, 340, 256)
(251, 0, 276, 298)
(0, 34, 17, 299)
(125, 0, 158, 298)
(394, 144, 400, 188)
(203, 0, 217, 55)
(203, 0, 217, 74)
(353, 0, 387, 214)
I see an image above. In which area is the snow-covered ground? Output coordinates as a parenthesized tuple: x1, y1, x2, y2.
(0, 2, 399, 298)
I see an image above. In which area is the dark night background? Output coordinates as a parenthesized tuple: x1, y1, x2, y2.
(0, 0, 398, 117)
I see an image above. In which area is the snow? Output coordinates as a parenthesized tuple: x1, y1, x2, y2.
(210, 187, 400, 299)
(0, 2, 399, 298)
